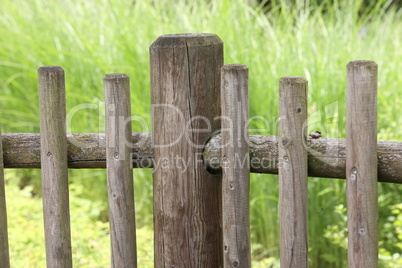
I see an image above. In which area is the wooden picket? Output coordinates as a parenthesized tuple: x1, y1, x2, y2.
(104, 74, 137, 267)
(39, 66, 73, 267)
(279, 77, 308, 267)
(0, 128, 10, 267)
(346, 61, 378, 267)
(221, 64, 251, 268)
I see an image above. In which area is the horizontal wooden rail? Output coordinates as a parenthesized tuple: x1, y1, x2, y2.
(1, 132, 401, 183)
(1, 133, 153, 169)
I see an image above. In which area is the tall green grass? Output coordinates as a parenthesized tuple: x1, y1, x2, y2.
(1, 0, 402, 266)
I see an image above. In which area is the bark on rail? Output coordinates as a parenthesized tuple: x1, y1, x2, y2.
(1, 133, 153, 169)
(1, 133, 401, 184)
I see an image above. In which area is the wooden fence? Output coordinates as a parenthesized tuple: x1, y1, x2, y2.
(0, 33, 398, 267)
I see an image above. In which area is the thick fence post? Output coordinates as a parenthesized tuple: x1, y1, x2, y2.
(150, 34, 223, 267)
(38, 66, 72, 268)
(104, 74, 137, 267)
(346, 61, 378, 268)
(279, 77, 308, 268)
(221, 64, 251, 268)
(0, 128, 10, 268)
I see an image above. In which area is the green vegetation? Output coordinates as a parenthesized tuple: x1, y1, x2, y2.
(5, 170, 154, 267)
(1, 0, 402, 266)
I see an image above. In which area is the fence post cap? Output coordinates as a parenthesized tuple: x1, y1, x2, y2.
(38, 66, 64, 73)
(150, 33, 222, 49)
(280, 76, 307, 83)
(222, 64, 248, 71)
(347, 60, 377, 67)
(103, 73, 129, 80)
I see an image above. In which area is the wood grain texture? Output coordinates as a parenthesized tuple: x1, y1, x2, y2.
(150, 34, 223, 267)
(1, 132, 152, 169)
(346, 61, 378, 268)
(204, 134, 402, 183)
(104, 74, 137, 267)
(278, 77, 308, 268)
(1, 133, 402, 183)
(0, 128, 10, 268)
(38, 66, 72, 268)
(221, 65, 251, 268)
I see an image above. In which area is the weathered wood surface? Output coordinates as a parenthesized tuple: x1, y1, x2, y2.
(0, 129, 10, 268)
(204, 135, 402, 184)
(150, 34, 223, 267)
(279, 77, 308, 267)
(1, 132, 152, 168)
(38, 66, 72, 268)
(346, 61, 378, 267)
(1, 133, 402, 183)
(221, 64, 251, 268)
(104, 74, 137, 267)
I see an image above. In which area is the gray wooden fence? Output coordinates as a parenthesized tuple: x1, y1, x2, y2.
(0, 33, 392, 267)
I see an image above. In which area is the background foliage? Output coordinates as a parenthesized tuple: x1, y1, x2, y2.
(1, 0, 402, 267)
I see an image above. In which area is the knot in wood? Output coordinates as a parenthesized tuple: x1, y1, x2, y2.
(222, 155, 229, 163)
(281, 138, 290, 147)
